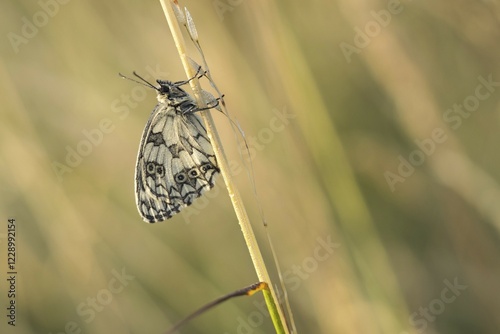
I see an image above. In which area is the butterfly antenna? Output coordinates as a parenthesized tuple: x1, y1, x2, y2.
(118, 72, 158, 90)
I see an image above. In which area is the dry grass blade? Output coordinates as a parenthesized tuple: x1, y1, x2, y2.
(158, 0, 290, 333)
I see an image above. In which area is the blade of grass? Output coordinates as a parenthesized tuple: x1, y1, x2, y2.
(165, 282, 268, 334)
(158, 1, 289, 333)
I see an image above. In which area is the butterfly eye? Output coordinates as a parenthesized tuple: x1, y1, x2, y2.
(188, 168, 200, 178)
(175, 172, 187, 183)
(146, 163, 156, 174)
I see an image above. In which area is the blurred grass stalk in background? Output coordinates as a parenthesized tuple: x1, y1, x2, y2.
(246, 1, 408, 332)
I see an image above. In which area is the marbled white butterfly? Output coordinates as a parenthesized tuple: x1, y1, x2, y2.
(124, 70, 220, 223)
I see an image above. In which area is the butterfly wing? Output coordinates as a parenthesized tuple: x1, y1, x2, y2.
(135, 104, 219, 223)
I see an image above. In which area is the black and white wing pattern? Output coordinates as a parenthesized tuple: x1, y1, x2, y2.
(134, 78, 219, 223)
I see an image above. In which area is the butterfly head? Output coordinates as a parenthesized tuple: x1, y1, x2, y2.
(155, 80, 193, 108)
(157, 80, 188, 99)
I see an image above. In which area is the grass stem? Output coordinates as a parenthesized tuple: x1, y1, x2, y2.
(158, 1, 289, 333)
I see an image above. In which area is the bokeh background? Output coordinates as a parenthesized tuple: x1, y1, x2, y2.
(1, 0, 500, 333)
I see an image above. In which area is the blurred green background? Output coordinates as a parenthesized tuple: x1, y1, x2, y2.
(1, 0, 500, 333)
